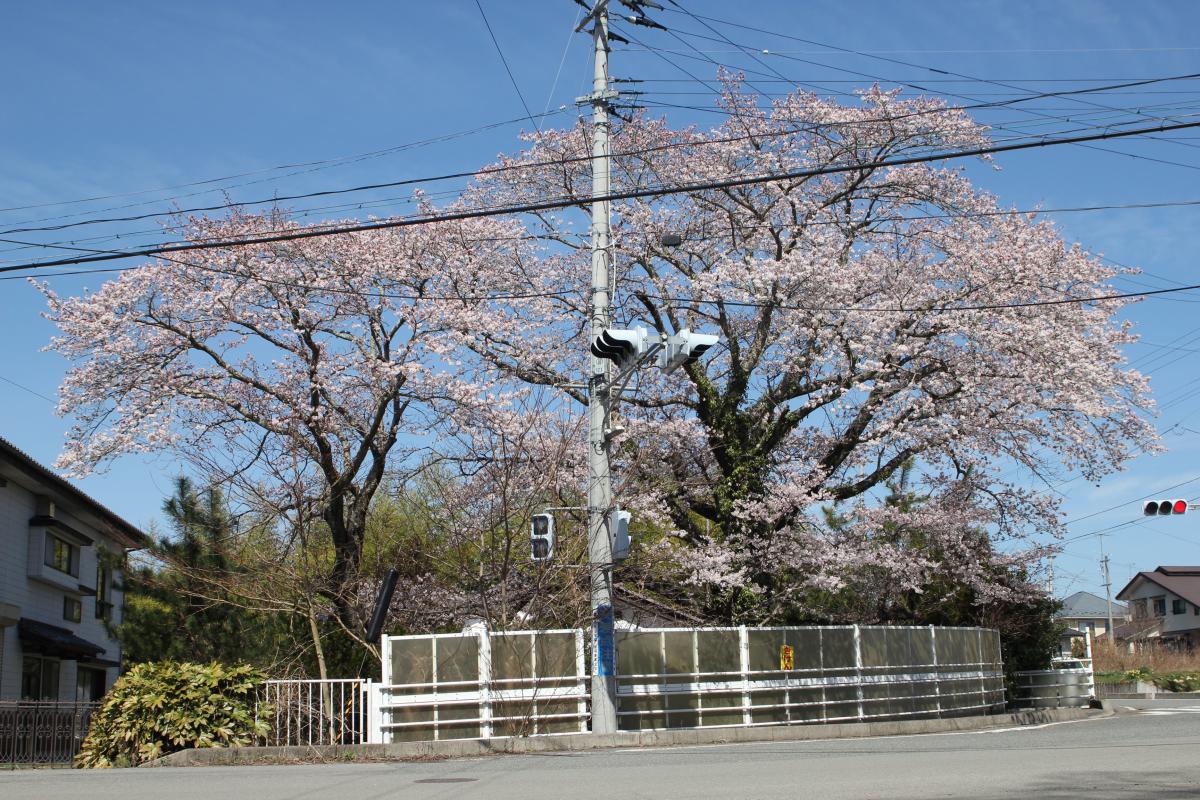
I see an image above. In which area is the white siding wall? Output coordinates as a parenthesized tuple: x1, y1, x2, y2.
(1123, 579, 1200, 635)
(0, 475, 125, 700)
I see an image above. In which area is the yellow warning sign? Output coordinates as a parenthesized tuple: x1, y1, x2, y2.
(780, 644, 794, 671)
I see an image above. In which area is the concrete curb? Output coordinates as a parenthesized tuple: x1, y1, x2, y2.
(144, 707, 1106, 768)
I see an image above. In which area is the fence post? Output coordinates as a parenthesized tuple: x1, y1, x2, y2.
(692, 630, 702, 728)
(739, 626, 751, 726)
(853, 625, 864, 721)
(930, 626, 941, 718)
(576, 628, 589, 734)
(478, 628, 493, 739)
(976, 628, 986, 712)
(369, 681, 387, 745)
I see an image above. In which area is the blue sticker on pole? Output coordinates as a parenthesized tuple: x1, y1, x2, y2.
(595, 603, 615, 677)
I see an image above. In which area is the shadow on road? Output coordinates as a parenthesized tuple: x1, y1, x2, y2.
(976, 769, 1199, 800)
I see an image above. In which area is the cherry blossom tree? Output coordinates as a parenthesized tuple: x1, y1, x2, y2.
(40, 208, 536, 630)
(457, 79, 1158, 621)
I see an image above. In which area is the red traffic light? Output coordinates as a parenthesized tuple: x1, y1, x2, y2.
(1143, 499, 1189, 516)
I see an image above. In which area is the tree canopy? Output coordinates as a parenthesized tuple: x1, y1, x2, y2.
(44, 81, 1153, 631)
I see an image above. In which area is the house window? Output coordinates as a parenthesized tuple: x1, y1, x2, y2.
(95, 563, 112, 621)
(63, 596, 82, 623)
(20, 656, 60, 700)
(43, 533, 78, 577)
(1133, 599, 1147, 619)
(1173, 598, 1187, 615)
(76, 667, 107, 703)
(1153, 598, 1167, 617)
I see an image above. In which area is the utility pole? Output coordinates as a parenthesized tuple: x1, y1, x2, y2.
(1101, 556, 1115, 644)
(583, 0, 619, 735)
(573, 0, 702, 737)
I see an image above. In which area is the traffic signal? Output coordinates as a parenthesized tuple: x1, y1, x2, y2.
(591, 327, 649, 370)
(611, 509, 631, 561)
(531, 513, 555, 560)
(1143, 499, 1189, 516)
(659, 328, 720, 373)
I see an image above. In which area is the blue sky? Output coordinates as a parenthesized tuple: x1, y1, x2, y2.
(3, 0, 1200, 600)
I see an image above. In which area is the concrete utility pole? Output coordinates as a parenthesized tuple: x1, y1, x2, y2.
(1101, 552, 1115, 642)
(584, 0, 619, 735)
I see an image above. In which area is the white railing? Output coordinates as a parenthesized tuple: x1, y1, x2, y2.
(613, 625, 1005, 731)
(378, 628, 588, 743)
(265, 625, 1008, 746)
(259, 679, 369, 746)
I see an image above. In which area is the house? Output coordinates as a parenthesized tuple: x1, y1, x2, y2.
(1114, 566, 1200, 652)
(0, 436, 147, 702)
(1055, 590, 1129, 641)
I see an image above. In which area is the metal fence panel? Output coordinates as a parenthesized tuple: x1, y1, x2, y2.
(616, 625, 1004, 732)
(258, 680, 367, 747)
(0, 701, 97, 767)
(377, 624, 1004, 742)
(1011, 665, 1094, 709)
(379, 628, 586, 743)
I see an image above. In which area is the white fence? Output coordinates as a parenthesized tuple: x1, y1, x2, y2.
(368, 624, 1004, 743)
(377, 628, 588, 742)
(615, 625, 1004, 730)
(258, 679, 369, 746)
(253, 625, 1005, 746)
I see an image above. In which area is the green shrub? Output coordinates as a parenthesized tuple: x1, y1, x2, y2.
(1123, 666, 1153, 683)
(77, 661, 269, 768)
(1154, 671, 1200, 693)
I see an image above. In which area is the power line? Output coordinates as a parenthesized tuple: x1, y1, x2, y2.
(0, 108, 576, 226)
(474, 0, 541, 134)
(5, 105, 1174, 258)
(0, 375, 55, 403)
(647, 282, 1200, 314)
(3, 115, 1199, 275)
(11, 196, 1200, 266)
(6, 73, 1198, 239)
(8, 195, 1200, 282)
(657, 5, 1200, 167)
(14, 219, 1200, 315)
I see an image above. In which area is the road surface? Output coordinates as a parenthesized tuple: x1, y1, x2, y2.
(5, 704, 1199, 799)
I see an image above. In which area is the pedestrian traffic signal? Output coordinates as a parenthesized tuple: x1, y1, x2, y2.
(1143, 499, 1189, 516)
(531, 513, 555, 560)
(591, 327, 649, 370)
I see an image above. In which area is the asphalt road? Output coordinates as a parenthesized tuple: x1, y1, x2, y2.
(5, 704, 1200, 800)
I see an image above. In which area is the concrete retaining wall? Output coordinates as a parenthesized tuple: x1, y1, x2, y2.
(146, 707, 1103, 768)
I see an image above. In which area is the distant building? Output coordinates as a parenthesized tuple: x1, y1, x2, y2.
(0, 437, 146, 701)
(1114, 566, 1200, 652)
(1055, 590, 1128, 641)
